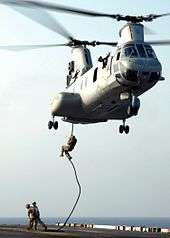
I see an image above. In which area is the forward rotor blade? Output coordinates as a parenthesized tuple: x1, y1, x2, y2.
(0, 0, 119, 19)
(146, 40, 170, 46)
(147, 13, 170, 21)
(1, 0, 170, 24)
(1, 1, 170, 23)
(1, 1, 74, 40)
(144, 26, 156, 35)
(0, 43, 67, 51)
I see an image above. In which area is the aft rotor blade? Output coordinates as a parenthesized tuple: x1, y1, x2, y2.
(95, 41, 117, 46)
(0, 0, 120, 19)
(146, 40, 170, 46)
(1, 1, 74, 40)
(0, 43, 67, 51)
(68, 40, 117, 47)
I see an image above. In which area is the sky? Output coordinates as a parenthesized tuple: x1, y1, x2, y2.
(0, 0, 170, 219)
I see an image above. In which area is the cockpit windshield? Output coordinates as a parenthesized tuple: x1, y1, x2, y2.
(121, 43, 157, 59)
(136, 44, 146, 57)
(144, 45, 157, 58)
(122, 44, 138, 58)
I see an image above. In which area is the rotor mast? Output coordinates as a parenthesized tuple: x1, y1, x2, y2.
(118, 23, 144, 46)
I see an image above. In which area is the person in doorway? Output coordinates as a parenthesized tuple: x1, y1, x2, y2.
(32, 202, 47, 231)
(25, 204, 37, 230)
(60, 135, 77, 159)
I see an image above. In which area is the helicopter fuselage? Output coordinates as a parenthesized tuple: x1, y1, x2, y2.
(51, 44, 162, 124)
(0, 0, 168, 133)
(50, 23, 163, 126)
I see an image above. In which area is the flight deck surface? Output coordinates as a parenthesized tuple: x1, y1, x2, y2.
(0, 226, 169, 238)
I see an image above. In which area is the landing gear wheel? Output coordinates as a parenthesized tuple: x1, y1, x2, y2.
(53, 121, 58, 130)
(48, 121, 53, 130)
(119, 119, 130, 134)
(124, 125, 129, 134)
(133, 108, 138, 116)
(119, 125, 124, 134)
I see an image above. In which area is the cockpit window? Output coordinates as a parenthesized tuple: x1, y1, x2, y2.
(136, 44, 146, 58)
(122, 44, 138, 58)
(121, 43, 157, 59)
(144, 45, 157, 58)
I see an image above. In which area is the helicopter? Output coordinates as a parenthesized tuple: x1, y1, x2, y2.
(1, 0, 170, 134)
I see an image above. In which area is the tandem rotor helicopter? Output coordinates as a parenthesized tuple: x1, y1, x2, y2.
(1, 0, 170, 134)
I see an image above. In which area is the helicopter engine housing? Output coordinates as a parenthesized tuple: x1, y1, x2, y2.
(71, 46, 93, 76)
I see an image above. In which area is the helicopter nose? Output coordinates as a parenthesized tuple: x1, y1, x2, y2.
(123, 69, 161, 85)
(119, 59, 162, 86)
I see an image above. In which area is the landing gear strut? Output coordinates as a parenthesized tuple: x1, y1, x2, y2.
(127, 94, 140, 116)
(119, 119, 129, 134)
(48, 117, 58, 130)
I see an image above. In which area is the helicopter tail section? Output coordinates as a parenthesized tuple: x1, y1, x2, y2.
(51, 92, 84, 117)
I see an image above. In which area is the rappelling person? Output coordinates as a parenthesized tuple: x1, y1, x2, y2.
(98, 52, 110, 68)
(60, 135, 77, 160)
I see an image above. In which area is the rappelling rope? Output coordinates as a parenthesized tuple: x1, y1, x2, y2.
(70, 123, 74, 136)
(56, 126, 81, 231)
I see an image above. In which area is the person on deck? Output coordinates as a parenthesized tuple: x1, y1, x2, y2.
(32, 201, 47, 231)
(25, 204, 37, 230)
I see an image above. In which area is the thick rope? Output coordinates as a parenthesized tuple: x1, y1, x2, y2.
(56, 157, 81, 232)
(70, 123, 74, 136)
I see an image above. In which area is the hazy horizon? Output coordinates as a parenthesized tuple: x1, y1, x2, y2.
(0, 0, 170, 218)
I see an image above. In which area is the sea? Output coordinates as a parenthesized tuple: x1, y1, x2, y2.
(0, 217, 170, 228)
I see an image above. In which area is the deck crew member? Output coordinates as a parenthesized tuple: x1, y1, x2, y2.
(32, 201, 47, 231)
(25, 204, 37, 230)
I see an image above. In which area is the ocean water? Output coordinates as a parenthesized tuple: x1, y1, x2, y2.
(0, 217, 170, 228)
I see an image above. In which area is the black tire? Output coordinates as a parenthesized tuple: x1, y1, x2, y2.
(127, 106, 138, 116)
(133, 107, 138, 116)
(53, 121, 58, 130)
(119, 125, 124, 134)
(48, 121, 53, 130)
(125, 125, 130, 134)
